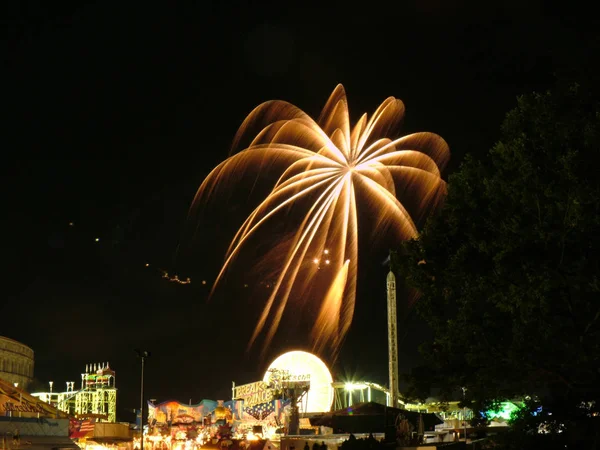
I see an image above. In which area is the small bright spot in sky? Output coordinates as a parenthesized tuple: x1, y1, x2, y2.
(202, 280, 207, 285)
(145, 263, 150, 267)
(95, 238, 100, 242)
(69, 222, 74, 226)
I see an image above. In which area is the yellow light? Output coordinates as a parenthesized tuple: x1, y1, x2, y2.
(325, 259, 330, 264)
(344, 382, 367, 391)
(95, 238, 100, 242)
(324, 249, 329, 254)
(313, 258, 319, 264)
(263, 350, 333, 413)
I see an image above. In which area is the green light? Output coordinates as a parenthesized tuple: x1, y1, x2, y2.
(486, 402, 520, 421)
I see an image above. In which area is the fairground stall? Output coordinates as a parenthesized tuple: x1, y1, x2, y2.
(146, 397, 285, 450)
(145, 351, 335, 449)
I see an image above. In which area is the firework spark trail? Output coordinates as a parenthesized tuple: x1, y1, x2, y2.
(191, 84, 449, 359)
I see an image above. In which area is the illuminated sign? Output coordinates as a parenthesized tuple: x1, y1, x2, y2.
(284, 373, 310, 382)
(233, 382, 272, 407)
(2, 401, 46, 414)
(0, 378, 66, 419)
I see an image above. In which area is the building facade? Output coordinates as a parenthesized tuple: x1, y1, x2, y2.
(0, 336, 34, 389)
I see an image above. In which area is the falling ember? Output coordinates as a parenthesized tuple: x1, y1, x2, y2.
(191, 84, 449, 359)
(312, 259, 350, 354)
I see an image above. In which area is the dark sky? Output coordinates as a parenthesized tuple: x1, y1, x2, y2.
(3, 0, 597, 421)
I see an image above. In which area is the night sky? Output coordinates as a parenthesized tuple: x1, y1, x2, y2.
(4, 0, 597, 421)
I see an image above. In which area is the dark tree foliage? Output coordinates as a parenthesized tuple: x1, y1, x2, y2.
(399, 83, 600, 447)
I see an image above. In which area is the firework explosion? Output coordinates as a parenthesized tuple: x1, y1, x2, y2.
(191, 84, 449, 358)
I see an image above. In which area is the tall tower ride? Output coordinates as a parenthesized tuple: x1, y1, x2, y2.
(386, 270, 399, 408)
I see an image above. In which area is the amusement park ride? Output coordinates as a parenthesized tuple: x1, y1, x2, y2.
(31, 362, 117, 422)
(265, 368, 310, 435)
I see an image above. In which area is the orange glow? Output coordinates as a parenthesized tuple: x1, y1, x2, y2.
(192, 84, 449, 358)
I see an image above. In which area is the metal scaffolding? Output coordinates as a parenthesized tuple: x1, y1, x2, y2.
(31, 362, 117, 422)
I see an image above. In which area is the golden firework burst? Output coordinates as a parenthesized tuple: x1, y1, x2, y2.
(191, 84, 449, 358)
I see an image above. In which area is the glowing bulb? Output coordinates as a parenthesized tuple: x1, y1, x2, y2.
(325, 260, 330, 264)
(95, 238, 100, 242)
(313, 258, 319, 264)
(324, 249, 329, 254)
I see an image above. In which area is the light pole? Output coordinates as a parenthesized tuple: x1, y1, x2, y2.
(461, 387, 467, 442)
(135, 350, 151, 450)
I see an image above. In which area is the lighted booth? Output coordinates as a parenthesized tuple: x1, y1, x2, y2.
(145, 351, 336, 447)
(146, 399, 222, 450)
